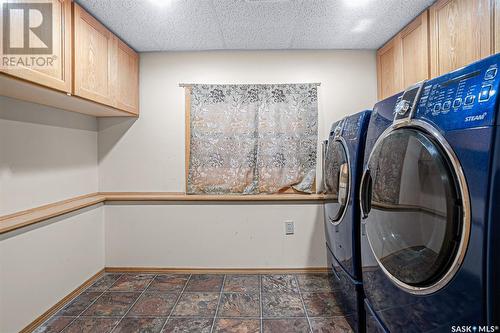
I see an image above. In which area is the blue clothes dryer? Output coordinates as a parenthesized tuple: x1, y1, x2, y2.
(359, 53, 500, 332)
(324, 110, 371, 332)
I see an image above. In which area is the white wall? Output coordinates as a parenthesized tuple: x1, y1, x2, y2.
(0, 50, 377, 330)
(99, 50, 377, 191)
(0, 97, 98, 215)
(0, 205, 104, 333)
(0, 97, 102, 332)
(99, 50, 377, 268)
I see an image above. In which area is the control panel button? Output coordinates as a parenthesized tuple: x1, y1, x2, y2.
(485, 68, 498, 80)
(464, 95, 475, 105)
(433, 103, 441, 112)
(452, 98, 462, 108)
(443, 101, 451, 110)
(479, 85, 492, 102)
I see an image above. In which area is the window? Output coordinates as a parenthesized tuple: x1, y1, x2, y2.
(184, 83, 319, 195)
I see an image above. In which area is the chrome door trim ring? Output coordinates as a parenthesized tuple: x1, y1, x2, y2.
(327, 137, 351, 226)
(362, 119, 471, 295)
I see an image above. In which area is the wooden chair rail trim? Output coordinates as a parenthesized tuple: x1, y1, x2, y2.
(0, 192, 326, 235)
(102, 192, 326, 202)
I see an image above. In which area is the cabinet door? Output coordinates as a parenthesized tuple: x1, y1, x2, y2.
(377, 37, 403, 100)
(115, 39, 139, 114)
(73, 3, 116, 107)
(401, 10, 429, 87)
(430, 0, 492, 77)
(496, 0, 500, 53)
(0, 0, 72, 93)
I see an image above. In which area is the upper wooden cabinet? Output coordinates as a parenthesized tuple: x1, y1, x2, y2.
(377, 38, 402, 100)
(73, 3, 116, 107)
(73, 4, 139, 114)
(115, 39, 139, 114)
(0, 0, 72, 93)
(0, 1, 138, 117)
(495, 0, 500, 54)
(377, 0, 498, 100)
(377, 11, 429, 100)
(429, 0, 493, 77)
(400, 10, 429, 88)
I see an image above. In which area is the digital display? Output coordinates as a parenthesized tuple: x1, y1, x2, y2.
(440, 70, 481, 88)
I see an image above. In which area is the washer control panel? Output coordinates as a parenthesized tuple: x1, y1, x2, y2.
(415, 54, 500, 130)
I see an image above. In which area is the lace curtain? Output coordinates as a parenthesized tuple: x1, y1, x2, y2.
(187, 83, 319, 195)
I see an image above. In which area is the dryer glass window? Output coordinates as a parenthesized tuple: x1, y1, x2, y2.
(324, 140, 350, 222)
(365, 128, 462, 287)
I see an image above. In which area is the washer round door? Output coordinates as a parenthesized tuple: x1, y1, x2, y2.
(360, 122, 470, 295)
(324, 138, 350, 224)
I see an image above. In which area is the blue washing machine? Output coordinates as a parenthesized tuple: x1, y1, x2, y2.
(324, 110, 371, 332)
(359, 53, 500, 332)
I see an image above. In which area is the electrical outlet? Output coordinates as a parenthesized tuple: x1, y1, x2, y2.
(285, 220, 294, 235)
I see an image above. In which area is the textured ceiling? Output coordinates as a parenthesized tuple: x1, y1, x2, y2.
(76, 0, 435, 52)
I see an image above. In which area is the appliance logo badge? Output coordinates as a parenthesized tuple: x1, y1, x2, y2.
(464, 112, 488, 122)
(1, 1, 56, 69)
(395, 99, 410, 117)
(451, 326, 499, 333)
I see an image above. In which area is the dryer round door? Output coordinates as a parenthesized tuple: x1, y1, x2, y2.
(359, 121, 470, 295)
(324, 138, 350, 224)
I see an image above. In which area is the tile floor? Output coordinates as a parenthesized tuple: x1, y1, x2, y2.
(33, 273, 354, 333)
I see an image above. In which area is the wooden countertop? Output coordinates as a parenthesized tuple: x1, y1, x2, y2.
(0, 193, 106, 234)
(0, 192, 325, 234)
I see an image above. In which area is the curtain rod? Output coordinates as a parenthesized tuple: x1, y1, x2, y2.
(179, 83, 321, 87)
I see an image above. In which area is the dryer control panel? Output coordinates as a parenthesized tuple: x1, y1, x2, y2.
(415, 53, 500, 131)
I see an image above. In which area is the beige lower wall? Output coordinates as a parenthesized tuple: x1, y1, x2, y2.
(0, 205, 104, 333)
(104, 202, 326, 268)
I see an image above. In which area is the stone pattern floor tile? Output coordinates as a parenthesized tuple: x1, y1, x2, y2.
(33, 316, 75, 333)
(33, 272, 354, 333)
(127, 292, 179, 317)
(148, 274, 189, 293)
(223, 275, 260, 293)
(109, 274, 154, 292)
(162, 318, 213, 332)
(310, 317, 354, 333)
(214, 318, 260, 333)
(63, 317, 120, 333)
(261, 274, 299, 293)
(262, 318, 311, 333)
(172, 292, 220, 317)
(218, 293, 260, 317)
(185, 274, 224, 292)
(113, 317, 166, 333)
(82, 292, 140, 317)
(261, 293, 306, 318)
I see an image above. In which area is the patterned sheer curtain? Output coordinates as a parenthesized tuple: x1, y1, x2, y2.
(187, 83, 319, 195)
